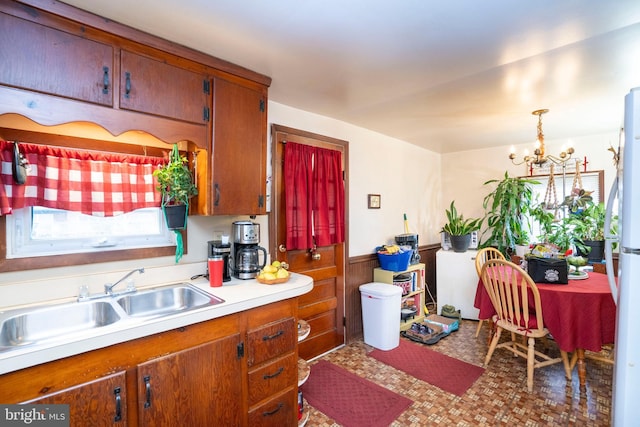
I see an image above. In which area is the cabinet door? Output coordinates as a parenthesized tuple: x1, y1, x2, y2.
(0, 12, 113, 106)
(211, 77, 267, 215)
(137, 334, 243, 427)
(24, 371, 127, 427)
(119, 50, 208, 124)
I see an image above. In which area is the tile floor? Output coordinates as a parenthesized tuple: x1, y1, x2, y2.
(302, 318, 613, 426)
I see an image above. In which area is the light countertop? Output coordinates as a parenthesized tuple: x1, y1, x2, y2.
(0, 272, 313, 375)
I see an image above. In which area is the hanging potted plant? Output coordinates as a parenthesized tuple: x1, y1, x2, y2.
(153, 144, 198, 230)
(441, 200, 482, 252)
(480, 171, 539, 257)
(561, 187, 594, 214)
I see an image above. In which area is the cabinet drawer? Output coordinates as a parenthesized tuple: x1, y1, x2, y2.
(248, 352, 297, 406)
(246, 317, 296, 367)
(247, 387, 297, 427)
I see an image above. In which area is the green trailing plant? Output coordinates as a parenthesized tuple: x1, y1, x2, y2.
(152, 144, 198, 263)
(441, 200, 482, 236)
(153, 144, 198, 206)
(480, 171, 539, 256)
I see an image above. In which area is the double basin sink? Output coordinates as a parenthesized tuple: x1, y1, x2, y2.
(0, 283, 224, 351)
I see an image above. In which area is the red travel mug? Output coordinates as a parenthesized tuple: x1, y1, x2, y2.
(208, 256, 223, 287)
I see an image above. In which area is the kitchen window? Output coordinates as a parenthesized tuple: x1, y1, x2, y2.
(6, 206, 174, 259)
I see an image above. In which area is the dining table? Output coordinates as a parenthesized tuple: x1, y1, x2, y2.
(474, 270, 617, 387)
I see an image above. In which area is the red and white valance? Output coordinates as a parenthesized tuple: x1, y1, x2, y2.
(0, 140, 165, 217)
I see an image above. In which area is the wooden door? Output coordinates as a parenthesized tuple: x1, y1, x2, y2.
(137, 335, 243, 426)
(25, 371, 127, 426)
(270, 124, 347, 360)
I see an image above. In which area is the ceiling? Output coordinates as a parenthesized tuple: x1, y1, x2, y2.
(61, 0, 640, 153)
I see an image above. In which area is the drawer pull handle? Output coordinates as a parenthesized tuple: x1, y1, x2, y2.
(262, 330, 284, 341)
(263, 367, 284, 380)
(143, 375, 151, 408)
(113, 387, 122, 422)
(262, 402, 283, 417)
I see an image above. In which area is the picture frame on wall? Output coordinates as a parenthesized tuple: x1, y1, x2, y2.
(368, 194, 381, 209)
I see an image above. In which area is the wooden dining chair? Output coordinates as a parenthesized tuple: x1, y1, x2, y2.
(474, 247, 505, 338)
(480, 259, 571, 392)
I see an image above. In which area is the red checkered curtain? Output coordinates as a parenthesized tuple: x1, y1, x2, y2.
(0, 140, 164, 216)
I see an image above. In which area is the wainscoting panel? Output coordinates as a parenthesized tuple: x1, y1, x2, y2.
(345, 244, 440, 343)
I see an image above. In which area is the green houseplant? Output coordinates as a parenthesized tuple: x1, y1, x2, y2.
(566, 202, 606, 261)
(441, 200, 482, 252)
(153, 143, 198, 230)
(480, 171, 539, 257)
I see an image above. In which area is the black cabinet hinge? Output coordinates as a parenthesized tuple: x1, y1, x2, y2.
(343, 316, 346, 327)
(203, 79, 210, 95)
(237, 342, 244, 359)
(203, 107, 210, 122)
(259, 99, 265, 113)
(258, 194, 264, 208)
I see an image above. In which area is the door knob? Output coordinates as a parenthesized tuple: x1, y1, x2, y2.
(278, 244, 287, 253)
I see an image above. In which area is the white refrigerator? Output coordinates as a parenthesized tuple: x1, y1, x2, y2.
(605, 87, 640, 426)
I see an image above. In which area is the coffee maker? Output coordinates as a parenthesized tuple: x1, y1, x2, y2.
(231, 221, 267, 279)
(208, 240, 232, 282)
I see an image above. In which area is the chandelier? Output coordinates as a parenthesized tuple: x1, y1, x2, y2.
(509, 109, 574, 167)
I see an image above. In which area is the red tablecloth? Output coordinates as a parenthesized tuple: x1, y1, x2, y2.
(474, 272, 616, 353)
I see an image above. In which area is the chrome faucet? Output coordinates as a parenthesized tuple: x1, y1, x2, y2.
(104, 268, 145, 295)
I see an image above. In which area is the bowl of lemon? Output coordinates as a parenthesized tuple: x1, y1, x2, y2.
(256, 260, 291, 284)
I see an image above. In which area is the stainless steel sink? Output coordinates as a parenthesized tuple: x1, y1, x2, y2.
(0, 283, 224, 352)
(0, 300, 121, 348)
(115, 283, 223, 318)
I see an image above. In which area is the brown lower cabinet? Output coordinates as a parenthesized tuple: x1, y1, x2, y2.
(0, 298, 299, 426)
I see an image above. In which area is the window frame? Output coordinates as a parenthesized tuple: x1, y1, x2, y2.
(0, 214, 185, 272)
(0, 128, 188, 272)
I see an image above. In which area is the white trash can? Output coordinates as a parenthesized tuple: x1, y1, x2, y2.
(359, 282, 402, 350)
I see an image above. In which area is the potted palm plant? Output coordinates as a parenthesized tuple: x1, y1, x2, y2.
(153, 143, 198, 230)
(480, 171, 539, 257)
(441, 200, 482, 252)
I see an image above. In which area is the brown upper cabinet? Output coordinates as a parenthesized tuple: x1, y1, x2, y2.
(0, 0, 272, 217)
(0, 11, 114, 107)
(209, 77, 268, 215)
(119, 50, 209, 125)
